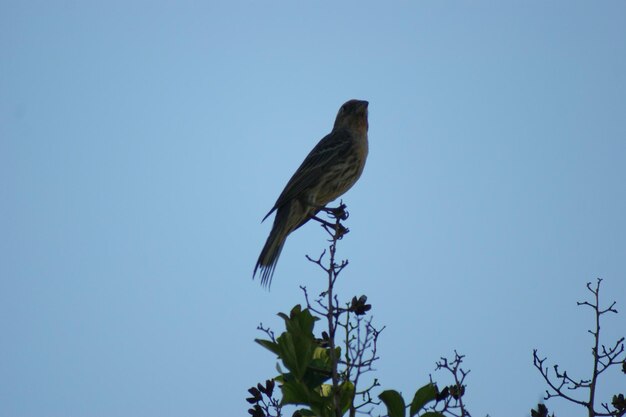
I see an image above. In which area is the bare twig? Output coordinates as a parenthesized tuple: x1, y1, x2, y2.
(432, 351, 472, 417)
(304, 202, 383, 417)
(533, 279, 625, 417)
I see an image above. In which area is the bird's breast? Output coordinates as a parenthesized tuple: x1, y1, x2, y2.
(312, 133, 368, 205)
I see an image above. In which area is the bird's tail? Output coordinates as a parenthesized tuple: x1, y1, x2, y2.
(254, 205, 293, 288)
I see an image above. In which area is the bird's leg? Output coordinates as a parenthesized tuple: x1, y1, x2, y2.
(324, 221, 348, 239)
(316, 202, 349, 221)
(310, 213, 349, 239)
(306, 200, 349, 238)
(310, 215, 336, 228)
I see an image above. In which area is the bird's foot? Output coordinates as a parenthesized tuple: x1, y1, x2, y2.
(320, 202, 349, 221)
(310, 215, 335, 228)
(324, 222, 349, 239)
(310, 214, 349, 239)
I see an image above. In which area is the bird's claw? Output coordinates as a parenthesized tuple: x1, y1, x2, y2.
(323, 222, 349, 240)
(321, 202, 349, 221)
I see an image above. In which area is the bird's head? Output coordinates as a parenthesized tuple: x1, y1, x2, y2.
(333, 99, 369, 134)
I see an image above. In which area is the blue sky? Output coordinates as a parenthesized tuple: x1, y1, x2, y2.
(2, 2, 625, 416)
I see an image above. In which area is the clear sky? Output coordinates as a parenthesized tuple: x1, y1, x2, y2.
(1, 1, 625, 416)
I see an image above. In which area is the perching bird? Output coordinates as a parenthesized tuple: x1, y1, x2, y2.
(254, 99, 369, 287)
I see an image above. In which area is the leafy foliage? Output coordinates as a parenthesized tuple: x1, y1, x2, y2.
(247, 205, 623, 417)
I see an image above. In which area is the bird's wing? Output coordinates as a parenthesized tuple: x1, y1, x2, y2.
(262, 129, 353, 221)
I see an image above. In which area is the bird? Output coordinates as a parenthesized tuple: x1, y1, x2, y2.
(254, 99, 369, 288)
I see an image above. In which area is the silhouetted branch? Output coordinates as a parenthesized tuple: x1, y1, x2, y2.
(246, 379, 281, 417)
(430, 351, 471, 417)
(257, 323, 276, 343)
(533, 278, 625, 417)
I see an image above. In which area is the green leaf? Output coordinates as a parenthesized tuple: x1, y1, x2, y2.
(409, 383, 437, 416)
(273, 307, 320, 380)
(276, 333, 296, 365)
(420, 413, 445, 417)
(318, 383, 332, 397)
(279, 332, 316, 380)
(255, 338, 281, 356)
(379, 390, 406, 417)
(284, 306, 317, 337)
(338, 381, 355, 414)
(281, 380, 314, 405)
(312, 346, 330, 361)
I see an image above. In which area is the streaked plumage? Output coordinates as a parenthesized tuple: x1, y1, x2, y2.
(254, 99, 369, 287)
